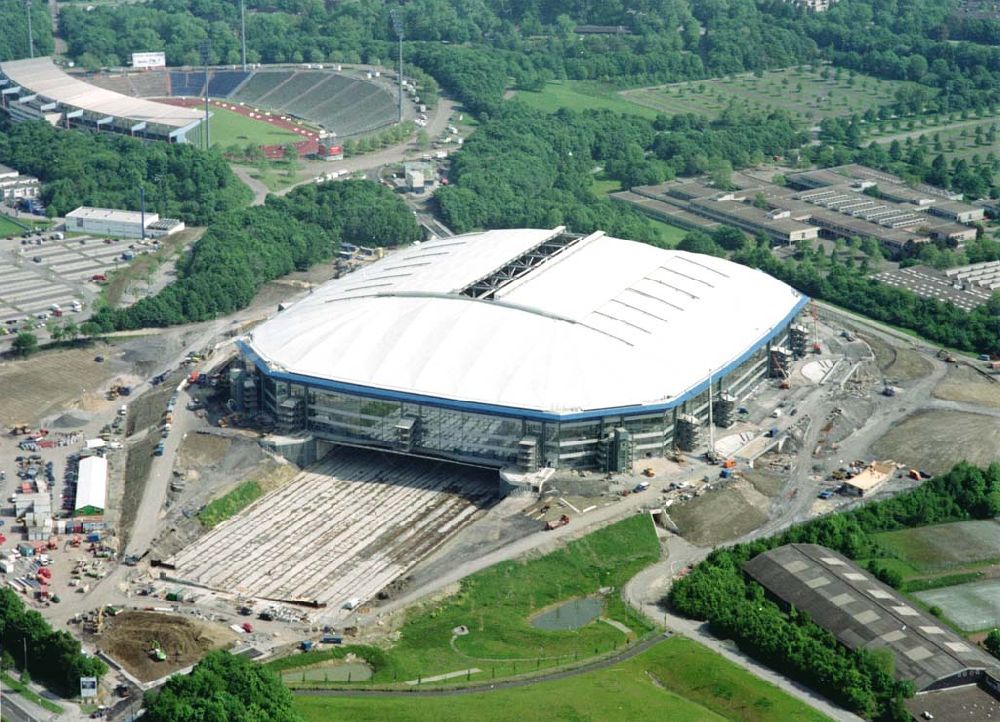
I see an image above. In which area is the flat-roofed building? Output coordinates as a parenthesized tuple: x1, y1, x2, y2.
(66, 206, 185, 239)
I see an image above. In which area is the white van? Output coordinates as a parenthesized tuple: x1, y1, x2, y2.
(343, 597, 361, 610)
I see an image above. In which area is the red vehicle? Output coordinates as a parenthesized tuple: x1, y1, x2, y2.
(241, 622, 253, 634)
(545, 514, 571, 531)
(91, 274, 107, 282)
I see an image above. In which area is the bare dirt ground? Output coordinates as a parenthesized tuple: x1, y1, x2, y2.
(870, 410, 1000, 474)
(669, 477, 770, 545)
(862, 332, 932, 382)
(0, 345, 130, 427)
(176, 433, 232, 467)
(96, 611, 235, 682)
(933, 365, 1000, 409)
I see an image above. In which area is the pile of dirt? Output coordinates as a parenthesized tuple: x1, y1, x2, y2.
(97, 611, 235, 682)
(870, 410, 1000, 475)
(671, 477, 769, 545)
(933, 365, 1000, 409)
(861, 333, 931, 382)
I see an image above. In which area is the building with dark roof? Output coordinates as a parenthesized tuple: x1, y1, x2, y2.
(745, 544, 1000, 721)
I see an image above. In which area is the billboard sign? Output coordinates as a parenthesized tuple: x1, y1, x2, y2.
(132, 52, 166, 69)
(80, 676, 98, 698)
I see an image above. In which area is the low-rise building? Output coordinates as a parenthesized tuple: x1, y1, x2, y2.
(66, 206, 184, 239)
(842, 460, 894, 496)
(0, 163, 40, 200)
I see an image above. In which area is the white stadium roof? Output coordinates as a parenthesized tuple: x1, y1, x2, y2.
(245, 228, 807, 418)
(0, 57, 203, 129)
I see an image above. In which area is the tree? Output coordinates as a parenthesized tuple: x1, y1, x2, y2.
(11, 332, 38, 357)
(144, 651, 302, 722)
(987, 629, 1000, 658)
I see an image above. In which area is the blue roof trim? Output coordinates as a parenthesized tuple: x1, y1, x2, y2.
(240, 293, 809, 423)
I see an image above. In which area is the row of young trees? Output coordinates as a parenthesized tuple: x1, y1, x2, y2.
(0, 587, 107, 697)
(0, 121, 251, 225)
(670, 462, 1000, 721)
(94, 180, 420, 330)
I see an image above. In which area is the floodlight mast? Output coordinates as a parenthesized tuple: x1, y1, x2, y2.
(240, 0, 247, 72)
(25, 0, 34, 59)
(390, 9, 404, 122)
(199, 40, 211, 149)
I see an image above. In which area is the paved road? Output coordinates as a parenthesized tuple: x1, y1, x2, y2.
(294, 632, 672, 699)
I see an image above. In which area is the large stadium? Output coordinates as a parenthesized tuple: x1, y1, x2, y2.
(0, 56, 402, 148)
(234, 227, 809, 472)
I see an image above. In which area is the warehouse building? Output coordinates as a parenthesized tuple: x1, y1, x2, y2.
(745, 544, 1000, 721)
(0, 57, 203, 142)
(66, 207, 184, 239)
(235, 227, 808, 473)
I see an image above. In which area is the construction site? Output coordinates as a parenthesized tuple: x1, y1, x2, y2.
(3, 231, 1000, 709)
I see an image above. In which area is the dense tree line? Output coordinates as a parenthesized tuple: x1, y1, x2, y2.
(0, 587, 107, 697)
(0, 121, 251, 224)
(670, 462, 1000, 720)
(733, 238, 1000, 354)
(144, 650, 301, 722)
(435, 102, 808, 241)
(96, 180, 419, 329)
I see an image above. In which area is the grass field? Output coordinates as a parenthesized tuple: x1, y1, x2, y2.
(514, 81, 659, 119)
(0, 214, 27, 238)
(915, 579, 1000, 632)
(185, 105, 301, 148)
(275, 516, 660, 684)
(293, 636, 829, 722)
(622, 67, 927, 122)
(875, 520, 1000, 573)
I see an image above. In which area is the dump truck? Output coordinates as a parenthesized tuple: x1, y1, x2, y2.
(545, 514, 571, 531)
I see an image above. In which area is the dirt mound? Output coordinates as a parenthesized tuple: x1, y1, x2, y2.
(97, 611, 235, 682)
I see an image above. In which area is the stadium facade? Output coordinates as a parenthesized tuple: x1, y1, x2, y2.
(0, 57, 203, 142)
(234, 227, 808, 472)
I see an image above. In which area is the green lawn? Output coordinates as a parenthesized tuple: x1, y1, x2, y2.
(874, 520, 1000, 574)
(185, 105, 302, 148)
(293, 636, 830, 722)
(647, 217, 691, 247)
(0, 214, 28, 238)
(622, 67, 929, 122)
(513, 81, 659, 119)
(274, 515, 660, 684)
(198, 480, 263, 528)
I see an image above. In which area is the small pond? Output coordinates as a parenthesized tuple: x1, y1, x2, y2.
(530, 597, 603, 631)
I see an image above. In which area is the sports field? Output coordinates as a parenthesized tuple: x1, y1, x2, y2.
(622, 67, 927, 122)
(293, 636, 829, 722)
(916, 579, 1000, 632)
(875, 520, 1000, 573)
(185, 105, 301, 148)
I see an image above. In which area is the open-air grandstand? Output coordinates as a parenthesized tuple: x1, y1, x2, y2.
(0, 57, 204, 142)
(85, 66, 399, 138)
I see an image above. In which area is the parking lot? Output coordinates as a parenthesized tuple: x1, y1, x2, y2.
(0, 230, 158, 335)
(871, 265, 991, 312)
